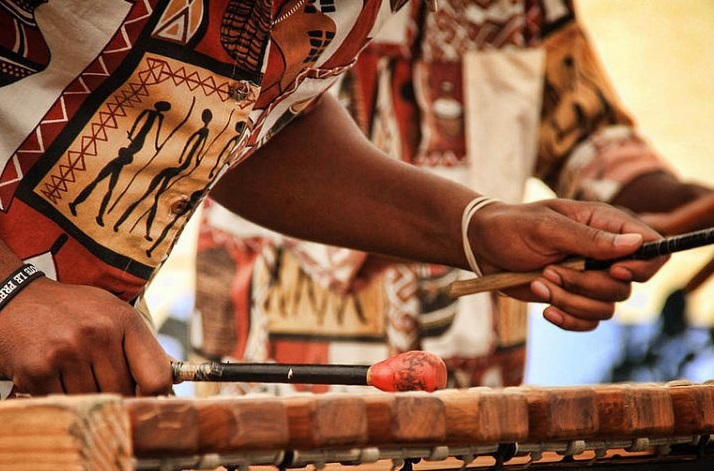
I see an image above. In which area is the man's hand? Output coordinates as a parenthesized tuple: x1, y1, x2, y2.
(0, 277, 172, 396)
(468, 199, 667, 332)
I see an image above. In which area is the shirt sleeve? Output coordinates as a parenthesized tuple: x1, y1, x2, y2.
(535, 20, 674, 203)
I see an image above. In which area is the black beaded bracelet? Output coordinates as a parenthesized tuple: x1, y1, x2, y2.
(0, 263, 45, 311)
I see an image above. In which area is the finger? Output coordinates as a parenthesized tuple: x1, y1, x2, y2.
(500, 284, 544, 302)
(92, 353, 136, 396)
(123, 319, 173, 396)
(59, 364, 99, 394)
(542, 306, 600, 332)
(543, 266, 632, 303)
(531, 278, 617, 322)
(609, 256, 669, 283)
(16, 373, 64, 396)
(553, 223, 645, 261)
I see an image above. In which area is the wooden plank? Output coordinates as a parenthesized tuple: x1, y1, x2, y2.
(667, 381, 714, 436)
(284, 393, 368, 449)
(0, 394, 131, 471)
(435, 387, 528, 444)
(594, 384, 674, 439)
(196, 396, 289, 452)
(363, 391, 445, 445)
(518, 386, 598, 441)
(125, 397, 199, 458)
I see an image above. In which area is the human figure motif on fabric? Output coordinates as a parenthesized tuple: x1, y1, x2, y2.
(146, 190, 205, 258)
(114, 108, 213, 241)
(209, 122, 247, 179)
(68, 101, 172, 226)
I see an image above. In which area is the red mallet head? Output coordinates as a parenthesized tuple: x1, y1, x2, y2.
(367, 351, 447, 392)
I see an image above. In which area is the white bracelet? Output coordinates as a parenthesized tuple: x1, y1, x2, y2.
(461, 196, 500, 277)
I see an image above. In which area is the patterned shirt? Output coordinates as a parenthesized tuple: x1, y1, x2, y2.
(0, 0, 405, 301)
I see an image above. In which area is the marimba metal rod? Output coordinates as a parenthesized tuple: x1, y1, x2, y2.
(449, 227, 714, 298)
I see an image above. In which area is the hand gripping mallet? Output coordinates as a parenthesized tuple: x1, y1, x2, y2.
(449, 227, 714, 297)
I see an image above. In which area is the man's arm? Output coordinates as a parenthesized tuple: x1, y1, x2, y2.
(612, 171, 714, 235)
(211, 93, 471, 269)
(211, 93, 667, 332)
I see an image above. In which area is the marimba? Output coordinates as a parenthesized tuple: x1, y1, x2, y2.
(3, 381, 714, 470)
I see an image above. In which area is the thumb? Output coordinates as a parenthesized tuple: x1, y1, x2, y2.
(124, 320, 173, 396)
(557, 222, 644, 261)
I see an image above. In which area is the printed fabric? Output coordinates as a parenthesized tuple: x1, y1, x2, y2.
(0, 0, 415, 397)
(193, 0, 672, 393)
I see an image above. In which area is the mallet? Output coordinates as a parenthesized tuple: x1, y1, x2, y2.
(172, 350, 448, 392)
(449, 227, 714, 298)
(0, 349, 447, 393)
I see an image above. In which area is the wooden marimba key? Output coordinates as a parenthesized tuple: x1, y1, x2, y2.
(3, 381, 714, 469)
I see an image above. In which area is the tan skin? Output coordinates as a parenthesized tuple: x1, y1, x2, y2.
(0, 93, 673, 396)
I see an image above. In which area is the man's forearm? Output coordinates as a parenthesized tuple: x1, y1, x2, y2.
(613, 171, 714, 235)
(209, 93, 477, 270)
(611, 171, 709, 214)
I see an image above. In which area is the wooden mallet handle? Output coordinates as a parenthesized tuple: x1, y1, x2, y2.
(172, 350, 448, 392)
(449, 227, 714, 298)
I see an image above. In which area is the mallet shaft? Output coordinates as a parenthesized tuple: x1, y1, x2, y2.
(172, 361, 370, 386)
